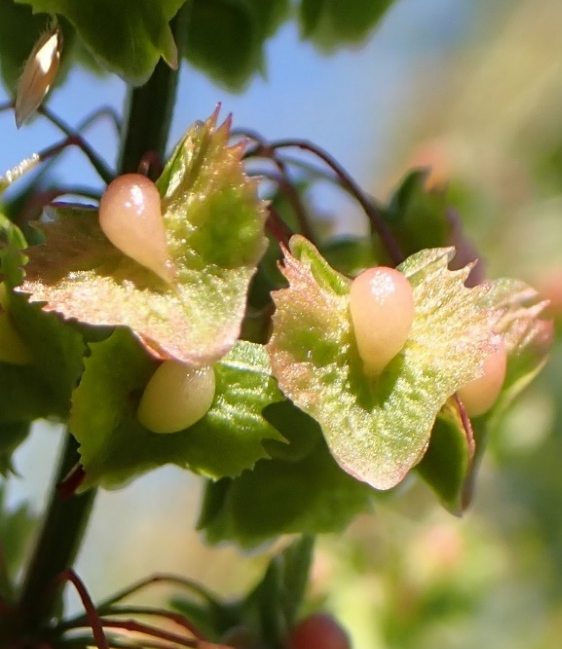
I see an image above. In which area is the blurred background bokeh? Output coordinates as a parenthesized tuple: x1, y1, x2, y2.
(2, 0, 562, 647)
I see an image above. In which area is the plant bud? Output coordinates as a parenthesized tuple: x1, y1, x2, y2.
(15, 22, 63, 128)
(349, 267, 415, 375)
(137, 361, 215, 434)
(457, 335, 507, 416)
(98, 173, 174, 282)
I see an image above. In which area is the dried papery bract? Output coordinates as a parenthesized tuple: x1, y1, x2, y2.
(137, 361, 215, 434)
(15, 21, 63, 128)
(349, 267, 415, 376)
(98, 174, 174, 282)
(457, 335, 507, 416)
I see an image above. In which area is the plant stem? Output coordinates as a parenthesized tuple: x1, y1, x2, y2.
(118, 3, 191, 175)
(14, 5, 190, 638)
(16, 434, 95, 629)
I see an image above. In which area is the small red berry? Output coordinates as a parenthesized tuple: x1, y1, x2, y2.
(286, 613, 351, 649)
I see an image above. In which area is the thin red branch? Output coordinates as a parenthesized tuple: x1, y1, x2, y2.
(57, 464, 86, 500)
(237, 130, 316, 241)
(92, 573, 220, 611)
(453, 394, 476, 459)
(53, 569, 109, 649)
(266, 205, 292, 246)
(62, 604, 205, 640)
(98, 617, 232, 649)
(75, 107, 122, 137)
(38, 106, 114, 183)
(106, 638, 183, 649)
(248, 137, 404, 266)
(137, 150, 163, 180)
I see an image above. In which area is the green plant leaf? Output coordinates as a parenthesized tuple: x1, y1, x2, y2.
(261, 400, 322, 463)
(20, 111, 267, 366)
(0, 213, 28, 287)
(384, 169, 450, 258)
(15, 0, 184, 84)
(71, 330, 284, 490)
(320, 237, 379, 277)
(171, 594, 240, 644)
(1, 216, 81, 425)
(170, 537, 313, 644)
(0, 361, 55, 424)
(184, 0, 290, 90)
(455, 279, 554, 507)
(245, 535, 314, 634)
(299, 0, 397, 49)
(0, 216, 85, 426)
(267, 236, 503, 490)
(416, 400, 474, 514)
(0, 422, 31, 475)
(0, 289, 85, 425)
(198, 436, 372, 546)
(0, 486, 35, 600)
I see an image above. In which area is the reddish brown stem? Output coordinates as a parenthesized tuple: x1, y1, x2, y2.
(239, 131, 315, 241)
(98, 618, 231, 649)
(251, 167, 313, 242)
(137, 150, 163, 180)
(53, 569, 109, 649)
(453, 394, 476, 459)
(61, 604, 204, 640)
(266, 205, 292, 246)
(57, 464, 86, 500)
(247, 137, 404, 266)
(92, 573, 221, 612)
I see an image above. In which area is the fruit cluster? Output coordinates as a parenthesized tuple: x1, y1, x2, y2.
(349, 266, 507, 416)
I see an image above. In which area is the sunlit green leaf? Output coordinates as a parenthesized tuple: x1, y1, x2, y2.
(20, 111, 267, 366)
(71, 330, 284, 490)
(267, 236, 502, 490)
(478, 278, 553, 422)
